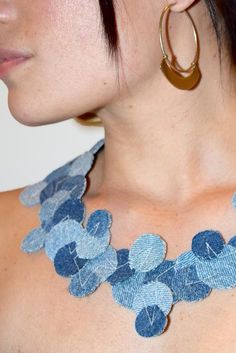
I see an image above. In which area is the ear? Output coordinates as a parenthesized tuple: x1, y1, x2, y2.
(167, 0, 196, 12)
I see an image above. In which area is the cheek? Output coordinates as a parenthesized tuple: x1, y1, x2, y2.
(43, 1, 99, 51)
(37, 0, 104, 69)
(7, 0, 118, 126)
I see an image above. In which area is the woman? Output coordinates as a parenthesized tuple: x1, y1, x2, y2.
(1, 0, 236, 351)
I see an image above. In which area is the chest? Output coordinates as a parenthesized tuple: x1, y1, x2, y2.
(1, 238, 236, 353)
(1, 194, 236, 353)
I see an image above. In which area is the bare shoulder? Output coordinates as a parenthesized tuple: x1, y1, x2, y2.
(0, 187, 40, 256)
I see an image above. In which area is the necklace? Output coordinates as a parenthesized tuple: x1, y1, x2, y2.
(19, 138, 236, 338)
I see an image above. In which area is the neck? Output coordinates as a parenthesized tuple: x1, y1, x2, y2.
(94, 5, 236, 208)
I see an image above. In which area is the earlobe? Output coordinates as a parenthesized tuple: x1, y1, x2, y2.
(167, 0, 196, 12)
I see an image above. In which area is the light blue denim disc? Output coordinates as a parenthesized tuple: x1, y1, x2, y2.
(75, 230, 110, 259)
(80, 245, 118, 282)
(132, 280, 173, 316)
(112, 271, 146, 309)
(20, 226, 47, 253)
(45, 219, 84, 261)
(129, 234, 166, 272)
(19, 180, 47, 207)
(175, 250, 196, 270)
(39, 190, 70, 224)
(69, 151, 94, 177)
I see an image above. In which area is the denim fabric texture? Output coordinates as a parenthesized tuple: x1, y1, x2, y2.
(128, 234, 166, 272)
(132, 280, 173, 315)
(191, 230, 225, 260)
(54, 241, 88, 277)
(228, 235, 236, 248)
(19, 137, 236, 338)
(107, 248, 135, 285)
(20, 226, 47, 253)
(69, 151, 94, 177)
(135, 304, 168, 337)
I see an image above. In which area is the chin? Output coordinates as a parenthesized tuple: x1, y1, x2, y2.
(7, 93, 70, 127)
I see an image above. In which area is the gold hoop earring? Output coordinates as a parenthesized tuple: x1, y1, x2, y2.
(159, 3, 201, 90)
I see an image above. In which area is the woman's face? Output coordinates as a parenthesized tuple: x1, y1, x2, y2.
(0, 0, 163, 126)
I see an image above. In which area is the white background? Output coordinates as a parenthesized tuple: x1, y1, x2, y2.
(0, 81, 104, 192)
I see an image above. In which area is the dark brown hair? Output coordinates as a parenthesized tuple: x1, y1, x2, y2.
(98, 0, 236, 70)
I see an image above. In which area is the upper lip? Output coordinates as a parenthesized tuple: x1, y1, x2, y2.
(0, 48, 33, 64)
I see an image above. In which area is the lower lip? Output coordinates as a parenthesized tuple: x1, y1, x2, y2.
(0, 57, 31, 79)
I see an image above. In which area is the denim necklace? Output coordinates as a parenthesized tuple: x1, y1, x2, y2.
(19, 138, 236, 338)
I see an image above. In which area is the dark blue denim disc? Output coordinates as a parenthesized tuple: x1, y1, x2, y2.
(54, 241, 88, 277)
(86, 209, 112, 238)
(143, 259, 176, 286)
(172, 264, 211, 301)
(106, 249, 135, 285)
(228, 235, 236, 248)
(135, 305, 167, 337)
(191, 230, 225, 260)
(44, 160, 72, 184)
(52, 198, 85, 227)
(68, 268, 101, 297)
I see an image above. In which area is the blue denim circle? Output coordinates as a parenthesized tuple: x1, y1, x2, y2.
(106, 249, 135, 285)
(81, 245, 118, 282)
(19, 180, 47, 207)
(132, 280, 173, 316)
(228, 235, 236, 248)
(52, 198, 85, 226)
(54, 241, 88, 277)
(44, 160, 72, 184)
(45, 219, 85, 261)
(196, 245, 236, 289)
(129, 234, 166, 272)
(192, 230, 225, 260)
(86, 209, 112, 238)
(68, 268, 101, 297)
(135, 305, 167, 337)
(172, 264, 211, 301)
(20, 226, 46, 253)
(112, 271, 146, 309)
(69, 151, 94, 177)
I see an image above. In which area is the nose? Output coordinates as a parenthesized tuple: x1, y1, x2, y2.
(0, 1, 16, 24)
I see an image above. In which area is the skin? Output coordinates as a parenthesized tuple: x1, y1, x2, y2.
(2, 2, 236, 350)
(1, 0, 236, 218)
